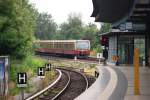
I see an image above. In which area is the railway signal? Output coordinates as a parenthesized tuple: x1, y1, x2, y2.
(17, 72, 27, 100)
(37, 67, 45, 78)
(101, 36, 109, 46)
(17, 73, 27, 87)
(45, 63, 51, 71)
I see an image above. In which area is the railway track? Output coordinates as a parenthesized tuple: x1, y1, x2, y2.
(55, 68, 88, 100)
(39, 70, 70, 100)
(36, 52, 103, 63)
(26, 68, 88, 100)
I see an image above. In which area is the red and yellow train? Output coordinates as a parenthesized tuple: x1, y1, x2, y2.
(35, 40, 91, 57)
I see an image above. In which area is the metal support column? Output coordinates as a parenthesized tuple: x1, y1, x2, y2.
(146, 18, 150, 66)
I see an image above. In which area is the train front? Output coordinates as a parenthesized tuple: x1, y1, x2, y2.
(76, 40, 90, 58)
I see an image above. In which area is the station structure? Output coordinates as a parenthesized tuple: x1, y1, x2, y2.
(91, 0, 150, 66)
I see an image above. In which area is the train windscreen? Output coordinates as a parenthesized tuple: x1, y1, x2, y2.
(76, 41, 90, 50)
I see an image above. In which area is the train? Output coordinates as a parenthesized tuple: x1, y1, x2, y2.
(35, 40, 91, 58)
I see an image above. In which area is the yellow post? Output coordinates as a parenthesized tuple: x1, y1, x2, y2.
(134, 48, 140, 95)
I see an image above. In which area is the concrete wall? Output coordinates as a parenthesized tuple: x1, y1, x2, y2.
(108, 36, 117, 64)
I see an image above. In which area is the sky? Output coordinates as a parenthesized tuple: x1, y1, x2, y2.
(29, 0, 100, 28)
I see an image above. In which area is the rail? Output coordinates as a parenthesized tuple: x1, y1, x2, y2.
(26, 69, 62, 100)
(57, 68, 89, 90)
(51, 71, 70, 100)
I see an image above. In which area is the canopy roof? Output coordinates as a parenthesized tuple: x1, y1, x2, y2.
(91, 0, 150, 27)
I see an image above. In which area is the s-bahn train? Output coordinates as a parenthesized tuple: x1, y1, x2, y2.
(35, 40, 91, 58)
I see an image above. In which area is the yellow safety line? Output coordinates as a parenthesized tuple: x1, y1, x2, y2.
(134, 48, 140, 95)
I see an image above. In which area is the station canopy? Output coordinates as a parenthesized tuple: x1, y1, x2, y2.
(91, 0, 150, 27)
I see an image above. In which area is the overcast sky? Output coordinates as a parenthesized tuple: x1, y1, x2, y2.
(29, 0, 100, 28)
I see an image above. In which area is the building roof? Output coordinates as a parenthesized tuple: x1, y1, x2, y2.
(99, 31, 145, 37)
(91, 0, 136, 26)
(91, 0, 150, 27)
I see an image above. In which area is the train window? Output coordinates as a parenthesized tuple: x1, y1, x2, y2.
(69, 43, 75, 50)
(68, 43, 72, 50)
(56, 43, 59, 49)
(57, 43, 59, 49)
(59, 43, 61, 49)
(76, 41, 89, 50)
(63, 43, 67, 50)
(49, 43, 53, 48)
(59, 42, 62, 49)
(64, 43, 67, 50)
(57, 42, 60, 49)
(54, 43, 57, 49)
(60, 43, 63, 49)
(66, 44, 69, 50)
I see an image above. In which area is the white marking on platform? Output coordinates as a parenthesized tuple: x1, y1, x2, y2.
(97, 67, 118, 100)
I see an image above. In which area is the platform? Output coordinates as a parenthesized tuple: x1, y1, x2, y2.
(118, 66, 150, 100)
(75, 65, 128, 100)
(76, 64, 150, 100)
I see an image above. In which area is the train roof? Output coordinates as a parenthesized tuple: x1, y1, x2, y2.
(36, 40, 90, 43)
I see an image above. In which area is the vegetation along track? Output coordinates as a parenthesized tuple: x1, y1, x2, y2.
(26, 68, 88, 100)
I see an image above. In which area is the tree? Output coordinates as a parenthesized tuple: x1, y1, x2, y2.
(35, 12, 57, 40)
(82, 23, 98, 40)
(99, 23, 110, 34)
(96, 23, 110, 52)
(59, 13, 84, 39)
(82, 23, 100, 51)
(0, 0, 37, 59)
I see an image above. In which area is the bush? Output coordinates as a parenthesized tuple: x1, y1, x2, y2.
(0, 0, 37, 59)
(10, 55, 46, 95)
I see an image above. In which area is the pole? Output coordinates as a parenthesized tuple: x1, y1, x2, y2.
(134, 48, 140, 95)
(21, 88, 24, 100)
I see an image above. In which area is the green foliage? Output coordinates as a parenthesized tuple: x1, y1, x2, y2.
(92, 45, 102, 53)
(0, 0, 37, 59)
(59, 13, 84, 39)
(95, 23, 110, 53)
(10, 56, 46, 95)
(35, 12, 57, 40)
(34, 12, 110, 52)
(82, 23, 99, 50)
(10, 56, 46, 81)
(99, 23, 110, 34)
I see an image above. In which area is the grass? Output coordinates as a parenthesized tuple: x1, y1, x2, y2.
(9, 55, 47, 95)
(49, 58, 97, 76)
(9, 55, 97, 96)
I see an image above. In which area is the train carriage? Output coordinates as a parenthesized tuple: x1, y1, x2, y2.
(35, 40, 90, 58)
